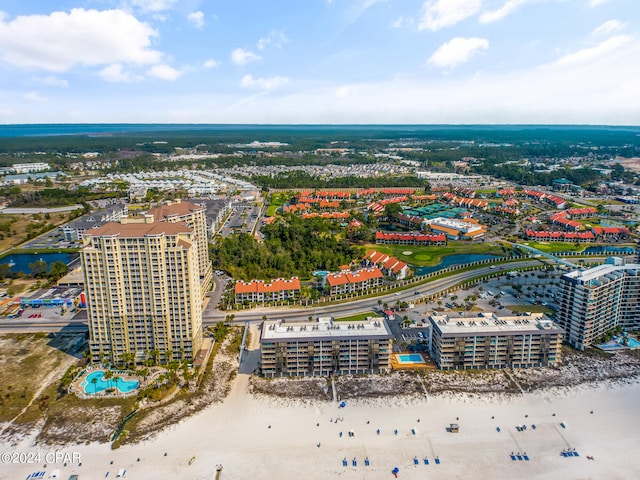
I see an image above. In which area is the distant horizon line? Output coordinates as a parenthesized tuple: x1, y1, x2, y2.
(1, 122, 640, 127)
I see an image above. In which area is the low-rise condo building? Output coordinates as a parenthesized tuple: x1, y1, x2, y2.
(324, 267, 384, 295)
(260, 317, 393, 377)
(234, 277, 301, 304)
(429, 312, 563, 370)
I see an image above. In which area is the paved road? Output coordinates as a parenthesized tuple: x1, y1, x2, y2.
(0, 256, 615, 333)
(201, 259, 554, 324)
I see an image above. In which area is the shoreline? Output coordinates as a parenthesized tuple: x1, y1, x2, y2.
(3, 375, 640, 480)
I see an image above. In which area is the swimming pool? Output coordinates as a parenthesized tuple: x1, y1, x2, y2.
(397, 354, 426, 364)
(82, 370, 139, 395)
(626, 337, 640, 349)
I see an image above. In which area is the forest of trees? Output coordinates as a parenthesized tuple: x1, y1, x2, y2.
(0, 186, 119, 207)
(249, 171, 430, 189)
(211, 215, 363, 280)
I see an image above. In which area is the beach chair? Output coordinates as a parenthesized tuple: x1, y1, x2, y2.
(511, 454, 517, 461)
(524, 455, 530, 461)
(574, 451, 579, 457)
(352, 458, 357, 467)
(424, 458, 429, 465)
(365, 458, 370, 466)
(517, 455, 523, 461)
(342, 458, 347, 467)
(414, 457, 419, 465)
(435, 457, 441, 465)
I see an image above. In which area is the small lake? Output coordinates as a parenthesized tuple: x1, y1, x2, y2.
(413, 254, 502, 276)
(0, 253, 78, 274)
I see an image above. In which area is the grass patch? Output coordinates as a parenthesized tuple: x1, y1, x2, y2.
(0, 212, 69, 252)
(505, 305, 554, 314)
(265, 205, 279, 216)
(334, 311, 377, 322)
(0, 333, 76, 423)
(521, 242, 587, 253)
(366, 241, 506, 266)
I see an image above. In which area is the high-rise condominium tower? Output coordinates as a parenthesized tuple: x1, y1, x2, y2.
(81, 215, 203, 365)
(557, 257, 640, 350)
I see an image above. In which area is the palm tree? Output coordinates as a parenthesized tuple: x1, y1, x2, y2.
(103, 369, 114, 389)
(91, 376, 99, 394)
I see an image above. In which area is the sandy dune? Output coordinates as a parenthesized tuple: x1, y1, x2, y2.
(3, 372, 640, 480)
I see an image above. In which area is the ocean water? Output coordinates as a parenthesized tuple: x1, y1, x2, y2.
(0, 124, 638, 138)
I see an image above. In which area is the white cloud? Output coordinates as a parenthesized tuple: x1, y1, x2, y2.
(240, 74, 289, 90)
(24, 91, 47, 103)
(391, 16, 404, 28)
(147, 63, 182, 80)
(428, 37, 489, 68)
(592, 20, 625, 37)
(552, 35, 631, 67)
(231, 48, 262, 65)
(100, 63, 141, 82)
(126, 0, 177, 12)
(418, 0, 482, 31)
(347, 0, 389, 20)
(479, 0, 526, 24)
(187, 11, 204, 29)
(203, 59, 219, 69)
(36, 75, 68, 88)
(0, 9, 161, 72)
(336, 85, 360, 98)
(257, 30, 289, 51)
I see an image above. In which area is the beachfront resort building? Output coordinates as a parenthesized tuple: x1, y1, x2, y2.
(81, 215, 203, 365)
(260, 317, 393, 377)
(557, 257, 640, 350)
(148, 199, 213, 295)
(429, 312, 564, 370)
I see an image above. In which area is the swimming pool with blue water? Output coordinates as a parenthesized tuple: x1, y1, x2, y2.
(82, 370, 139, 395)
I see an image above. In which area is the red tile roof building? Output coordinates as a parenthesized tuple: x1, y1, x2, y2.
(525, 229, 595, 242)
(550, 211, 582, 231)
(375, 231, 447, 245)
(567, 207, 597, 218)
(591, 226, 630, 239)
(234, 277, 301, 303)
(363, 250, 412, 280)
(522, 189, 567, 209)
(324, 267, 383, 295)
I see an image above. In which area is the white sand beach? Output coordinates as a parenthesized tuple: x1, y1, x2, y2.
(3, 372, 640, 480)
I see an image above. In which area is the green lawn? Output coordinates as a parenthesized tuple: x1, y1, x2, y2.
(265, 204, 279, 217)
(334, 311, 377, 322)
(265, 192, 290, 217)
(520, 241, 587, 253)
(367, 242, 507, 266)
(505, 305, 554, 314)
(521, 241, 637, 254)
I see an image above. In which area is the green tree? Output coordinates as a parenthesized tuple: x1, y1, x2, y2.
(384, 202, 403, 220)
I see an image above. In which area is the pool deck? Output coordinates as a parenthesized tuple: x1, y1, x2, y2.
(391, 353, 437, 371)
(69, 366, 151, 399)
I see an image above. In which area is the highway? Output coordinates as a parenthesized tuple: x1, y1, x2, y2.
(0, 256, 616, 333)
(201, 259, 553, 324)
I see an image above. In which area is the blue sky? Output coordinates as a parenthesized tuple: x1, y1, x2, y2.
(0, 0, 638, 124)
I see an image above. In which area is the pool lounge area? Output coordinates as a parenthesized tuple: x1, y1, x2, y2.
(391, 353, 436, 370)
(71, 367, 141, 398)
(597, 335, 640, 352)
